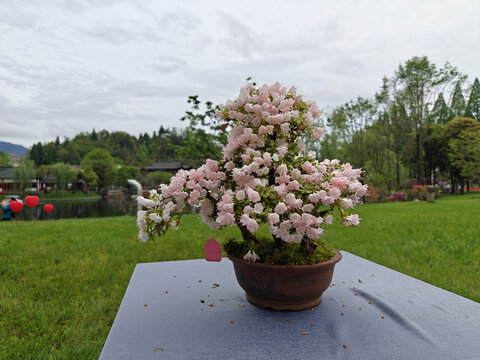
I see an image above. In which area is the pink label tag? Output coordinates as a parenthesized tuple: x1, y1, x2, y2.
(205, 238, 222, 262)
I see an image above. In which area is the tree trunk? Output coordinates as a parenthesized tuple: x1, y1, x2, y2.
(236, 222, 259, 244)
(396, 152, 401, 186)
(450, 171, 455, 194)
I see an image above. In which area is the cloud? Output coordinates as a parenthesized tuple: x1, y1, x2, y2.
(0, 0, 479, 149)
(217, 12, 265, 59)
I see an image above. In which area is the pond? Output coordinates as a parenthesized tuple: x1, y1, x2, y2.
(11, 196, 138, 221)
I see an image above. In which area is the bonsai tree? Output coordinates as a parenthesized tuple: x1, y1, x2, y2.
(137, 83, 367, 264)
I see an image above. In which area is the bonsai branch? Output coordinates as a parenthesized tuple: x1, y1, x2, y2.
(300, 238, 317, 256)
(235, 218, 259, 244)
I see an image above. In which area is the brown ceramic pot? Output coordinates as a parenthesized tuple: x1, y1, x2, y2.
(227, 250, 342, 311)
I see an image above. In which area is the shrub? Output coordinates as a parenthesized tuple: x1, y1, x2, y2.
(408, 185, 427, 201)
(387, 191, 406, 202)
(365, 184, 390, 203)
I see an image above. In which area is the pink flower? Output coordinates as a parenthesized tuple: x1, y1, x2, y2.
(321, 197, 334, 206)
(243, 250, 260, 262)
(274, 202, 287, 215)
(290, 169, 301, 179)
(306, 227, 324, 239)
(246, 187, 261, 203)
(275, 175, 291, 184)
(224, 161, 235, 171)
(277, 145, 288, 158)
(301, 161, 315, 174)
(285, 193, 297, 207)
(302, 204, 314, 213)
(312, 127, 326, 140)
(216, 213, 235, 226)
(274, 184, 288, 197)
(254, 203, 264, 213)
(281, 123, 290, 134)
(328, 188, 341, 199)
(287, 180, 300, 191)
(331, 176, 350, 190)
(243, 206, 254, 215)
(341, 198, 353, 209)
(240, 214, 259, 232)
(236, 189, 246, 200)
(344, 214, 360, 226)
(268, 213, 280, 225)
(276, 164, 288, 176)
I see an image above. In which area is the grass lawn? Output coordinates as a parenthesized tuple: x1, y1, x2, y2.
(0, 193, 479, 359)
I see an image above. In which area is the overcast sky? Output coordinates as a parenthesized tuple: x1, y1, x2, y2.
(1, 0, 479, 148)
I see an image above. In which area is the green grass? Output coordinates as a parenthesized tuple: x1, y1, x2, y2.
(0, 193, 479, 359)
(325, 192, 480, 302)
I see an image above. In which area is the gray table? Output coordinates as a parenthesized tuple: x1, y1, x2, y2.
(99, 251, 480, 360)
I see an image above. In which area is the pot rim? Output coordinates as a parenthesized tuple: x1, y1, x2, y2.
(227, 249, 342, 269)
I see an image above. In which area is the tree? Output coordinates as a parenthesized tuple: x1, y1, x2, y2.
(138, 83, 367, 265)
(449, 126, 480, 183)
(143, 171, 173, 188)
(375, 78, 410, 188)
(43, 142, 59, 164)
(180, 95, 229, 146)
(81, 166, 99, 188)
(450, 82, 466, 118)
(328, 97, 375, 168)
(13, 158, 35, 195)
(0, 151, 11, 166)
(175, 128, 222, 167)
(35, 164, 51, 182)
(443, 117, 480, 193)
(50, 163, 77, 196)
(317, 132, 342, 162)
(387, 57, 465, 182)
(81, 149, 116, 188)
(423, 124, 448, 183)
(29, 143, 45, 166)
(465, 77, 480, 120)
(115, 165, 141, 185)
(428, 93, 452, 124)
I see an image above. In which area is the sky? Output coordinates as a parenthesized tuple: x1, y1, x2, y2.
(1, 0, 479, 148)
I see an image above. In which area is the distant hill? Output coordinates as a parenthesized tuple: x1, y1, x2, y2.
(0, 141, 28, 156)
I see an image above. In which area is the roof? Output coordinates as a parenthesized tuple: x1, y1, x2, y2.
(140, 161, 192, 171)
(0, 167, 14, 179)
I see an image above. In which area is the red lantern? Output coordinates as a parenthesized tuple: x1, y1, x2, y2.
(25, 195, 39, 208)
(10, 200, 23, 213)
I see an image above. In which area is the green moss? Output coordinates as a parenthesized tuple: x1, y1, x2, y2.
(224, 236, 335, 266)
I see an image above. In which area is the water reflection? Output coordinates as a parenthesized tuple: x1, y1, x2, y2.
(13, 196, 137, 220)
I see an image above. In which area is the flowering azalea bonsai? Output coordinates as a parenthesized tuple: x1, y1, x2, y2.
(137, 83, 367, 265)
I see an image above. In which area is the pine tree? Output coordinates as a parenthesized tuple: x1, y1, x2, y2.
(429, 92, 452, 124)
(29, 142, 45, 166)
(91, 128, 98, 141)
(450, 82, 466, 118)
(465, 77, 480, 120)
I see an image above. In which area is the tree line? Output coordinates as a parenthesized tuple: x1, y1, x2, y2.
(19, 56, 480, 195)
(28, 125, 220, 169)
(20, 105, 222, 193)
(315, 56, 480, 194)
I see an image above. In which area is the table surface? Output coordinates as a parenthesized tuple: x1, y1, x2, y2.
(99, 251, 480, 360)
